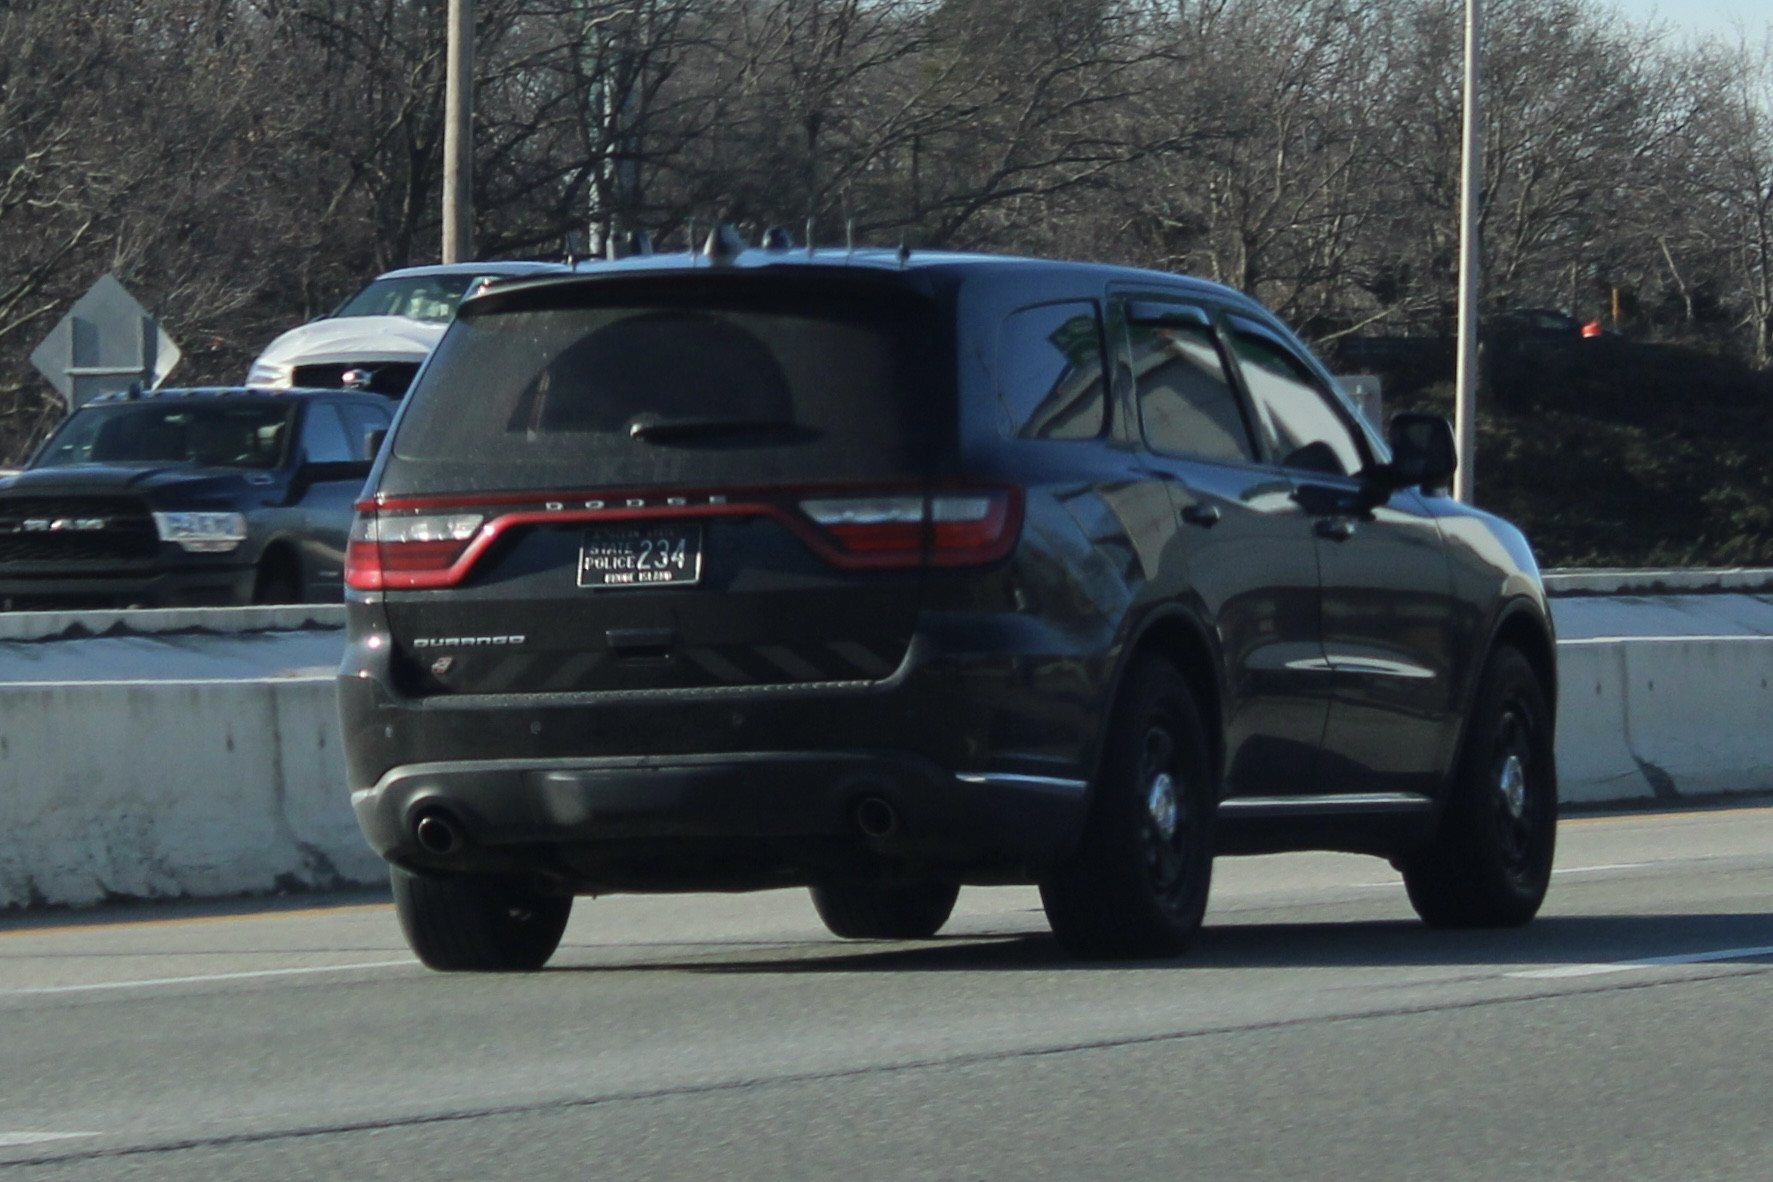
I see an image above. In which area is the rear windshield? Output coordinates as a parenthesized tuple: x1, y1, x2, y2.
(32, 401, 294, 470)
(386, 277, 948, 493)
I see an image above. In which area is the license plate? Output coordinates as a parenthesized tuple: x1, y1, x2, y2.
(578, 525, 703, 589)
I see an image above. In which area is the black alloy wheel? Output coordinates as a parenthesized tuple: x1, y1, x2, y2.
(1403, 646, 1557, 928)
(1040, 654, 1215, 959)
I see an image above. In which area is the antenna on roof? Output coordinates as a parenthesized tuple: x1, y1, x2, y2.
(686, 217, 697, 267)
(897, 238, 911, 268)
(845, 218, 855, 260)
(702, 222, 746, 265)
(805, 217, 816, 259)
(606, 228, 654, 260)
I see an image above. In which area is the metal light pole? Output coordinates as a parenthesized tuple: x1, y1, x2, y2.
(1453, 0, 1482, 502)
(442, 0, 474, 263)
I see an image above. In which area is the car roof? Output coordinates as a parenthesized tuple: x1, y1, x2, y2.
(80, 386, 379, 407)
(462, 247, 1260, 315)
(369, 261, 572, 281)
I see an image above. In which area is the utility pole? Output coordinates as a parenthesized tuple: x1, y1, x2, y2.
(1453, 0, 1482, 502)
(442, 0, 473, 263)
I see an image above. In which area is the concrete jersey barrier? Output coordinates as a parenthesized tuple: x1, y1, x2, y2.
(1552, 588, 1773, 804)
(2, 576, 1771, 909)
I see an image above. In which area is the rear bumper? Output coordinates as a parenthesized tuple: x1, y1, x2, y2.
(353, 751, 1088, 890)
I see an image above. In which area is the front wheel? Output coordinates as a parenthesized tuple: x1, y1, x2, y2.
(1402, 646, 1557, 928)
(392, 868, 572, 971)
(1040, 655, 1215, 959)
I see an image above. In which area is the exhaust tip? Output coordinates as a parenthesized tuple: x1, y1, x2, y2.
(854, 795, 900, 839)
(413, 808, 464, 856)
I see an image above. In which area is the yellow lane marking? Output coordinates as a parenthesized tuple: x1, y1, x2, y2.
(1561, 805, 1773, 827)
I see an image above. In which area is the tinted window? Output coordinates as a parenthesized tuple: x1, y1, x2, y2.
(1128, 313, 1254, 463)
(1227, 322, 1365, 476)
(339, 402, 393, 461)
(32, 401, 294, 470)
(300, 403, 358, 463)
(389, 280, 944, 492)
(998, 302, 1106, 440)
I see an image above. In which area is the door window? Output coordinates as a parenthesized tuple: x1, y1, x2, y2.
(1227, 320, 1366, 476)
(339, 402, 392, 461)
(1127, 311, 1255, 463)
(300, 403, 357, 463)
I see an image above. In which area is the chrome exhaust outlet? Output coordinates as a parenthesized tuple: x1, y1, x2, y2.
(413, 808, 464, 856)
(854, 795, 900, 839)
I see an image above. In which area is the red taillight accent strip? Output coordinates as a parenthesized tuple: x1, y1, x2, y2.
(348, 484, 1022, 589)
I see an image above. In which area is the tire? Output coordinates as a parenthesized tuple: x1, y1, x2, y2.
(810, 876, 960, 940)
(1402, 646, 1557, 928)
(1039, 655, 1215, 959)
(391, 868, 572, 971)
(252, 558, 300, 605)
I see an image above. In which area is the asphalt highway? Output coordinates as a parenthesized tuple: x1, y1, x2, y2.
(1, 804, 1770, 1180)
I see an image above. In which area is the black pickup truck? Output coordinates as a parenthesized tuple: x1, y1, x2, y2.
(0, 386, 392, 610)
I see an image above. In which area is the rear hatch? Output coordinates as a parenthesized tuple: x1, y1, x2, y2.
(354, 270, 1007, 696)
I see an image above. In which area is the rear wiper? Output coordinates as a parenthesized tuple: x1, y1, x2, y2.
(626, 415, 801, 442)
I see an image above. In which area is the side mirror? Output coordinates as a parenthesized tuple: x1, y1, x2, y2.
(1385, 412, 1457, 492)
(364, 428, 387, 461)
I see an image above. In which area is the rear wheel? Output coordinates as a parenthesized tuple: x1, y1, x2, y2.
(810, 876, 960, 940)
(391, 868, 572, 971)
(1402, 646, 1556, 928)
(1040, 655, 1215, 959)
(251, 551, 301, 604)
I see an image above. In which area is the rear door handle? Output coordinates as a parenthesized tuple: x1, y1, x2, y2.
(1180, 503, 1222, 528)
(1315, 518, 1356, 542)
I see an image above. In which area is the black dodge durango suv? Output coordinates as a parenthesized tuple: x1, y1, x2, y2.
(339, 240, 1558, 969)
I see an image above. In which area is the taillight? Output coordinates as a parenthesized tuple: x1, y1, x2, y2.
(798, 487, 1020, 568)
(928, 492, 1014, 564)
(345, 512, 485, 590)
(344, 484, 1021, 589)
(799, 495, 925, 556)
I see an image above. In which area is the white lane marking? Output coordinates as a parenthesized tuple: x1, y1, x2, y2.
(1509, 945, 1773, 980)
(2, 958, 413, 998)
(0, 1132, 99, 1147)
(1560, 635, 1773, 645)
(1351, 863, 1655, 889)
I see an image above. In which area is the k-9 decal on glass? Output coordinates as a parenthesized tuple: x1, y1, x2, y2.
(578, 525, 703, 588)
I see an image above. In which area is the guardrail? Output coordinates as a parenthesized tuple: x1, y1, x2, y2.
(2, 575, 1770, 910)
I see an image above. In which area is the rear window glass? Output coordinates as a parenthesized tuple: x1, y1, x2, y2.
(389, 280, 946, 492)
(998, 302, 1106, 440)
